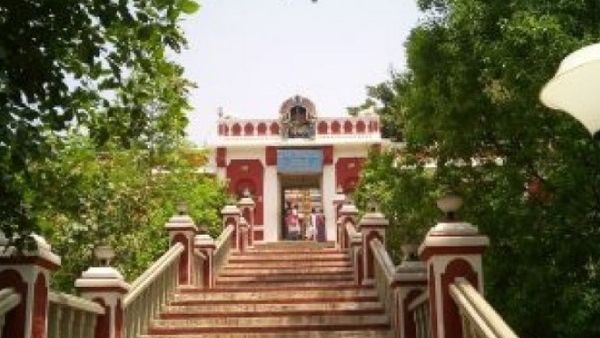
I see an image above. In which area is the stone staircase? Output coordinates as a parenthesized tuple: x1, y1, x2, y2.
(140, 242, 390, 337)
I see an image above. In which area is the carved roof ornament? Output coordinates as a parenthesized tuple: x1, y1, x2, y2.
(279, 95, 317, 139)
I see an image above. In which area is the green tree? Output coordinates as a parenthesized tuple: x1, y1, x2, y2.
(355, 1, 600, 337)
(0, 0, 199, 247)
(31, 136, 227, 292)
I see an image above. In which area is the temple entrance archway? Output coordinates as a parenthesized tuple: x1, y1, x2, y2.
(279, 174, 322, 240)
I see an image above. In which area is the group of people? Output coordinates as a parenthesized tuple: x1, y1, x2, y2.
(285, 203, 326, 242)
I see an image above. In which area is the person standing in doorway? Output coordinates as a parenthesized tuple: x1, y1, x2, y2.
(307, 208, 317, 241)
(288, 205, 300, 240)
(316, 208, 326, 242)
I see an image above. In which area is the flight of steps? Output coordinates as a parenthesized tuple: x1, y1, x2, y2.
(140, 241, 390, 338)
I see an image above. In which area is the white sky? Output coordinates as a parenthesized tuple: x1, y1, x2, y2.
(174, 0, 421, 145)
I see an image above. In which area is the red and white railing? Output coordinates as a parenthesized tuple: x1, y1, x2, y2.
(336, 196, 521, 338)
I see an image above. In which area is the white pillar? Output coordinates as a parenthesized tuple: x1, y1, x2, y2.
(322, 163, 336, 241)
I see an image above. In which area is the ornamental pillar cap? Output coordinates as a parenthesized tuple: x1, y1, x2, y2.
(339, 203, 359, 216)
(221, 205, 241, 216)
(238, 196, 255, 208)
(194, 233, 215, 247)
(165, 214, 198, 233)
(75, 266, 130, 293)
(358, 211, 389, 228)
(0, 232, 61, 268)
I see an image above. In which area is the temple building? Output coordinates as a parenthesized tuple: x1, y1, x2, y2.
(211, 96, 385, 242)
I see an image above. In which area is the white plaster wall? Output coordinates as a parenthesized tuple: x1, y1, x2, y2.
(322, 165, 336, 241)
(263, 165, 279, 242)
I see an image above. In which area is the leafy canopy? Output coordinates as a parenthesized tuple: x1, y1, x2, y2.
(0, 0, 199, 246)
(354, 1, 600, 337)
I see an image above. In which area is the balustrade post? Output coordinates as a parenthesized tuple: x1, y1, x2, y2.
(0, 232, 60, 338)
(358, 208, 388, 285)
(237, 194, 255, 248)
(221, 205, 241, 251)
(392, 247, 427, 338)
(238, 217, 249, 253)
(75, 247, 130, 338)
(332, 187, 346, 246)
(194, 234, 215, 288)
(418, 194, 489, 338)
(165, 205, 198, 286)
(337, 202, 358, 249)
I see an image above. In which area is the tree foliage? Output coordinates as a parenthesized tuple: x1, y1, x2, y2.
(355, 1, 600, 337)
(31, 137, 227, 292)
(0, 0, 199, 247)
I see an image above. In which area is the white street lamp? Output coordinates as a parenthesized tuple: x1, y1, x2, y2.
(540, 43, 600, 136)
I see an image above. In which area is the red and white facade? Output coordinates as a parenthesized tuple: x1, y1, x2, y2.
(211, 96, 385, 243)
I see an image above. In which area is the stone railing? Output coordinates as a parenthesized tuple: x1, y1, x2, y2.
(408, 292, 430, 338)
(213, 224, 235, 274)
(122, 243, 184, 338)
(334, 194, 520, 338)
(0, 197, 250, 338)
(47, 292, 105, 338)
(449, 278, 519, 338)
(0, 287, 21, 338)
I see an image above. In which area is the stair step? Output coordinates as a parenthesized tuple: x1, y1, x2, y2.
(149, 314, 390, 331)
(232, 249, 345, 255)
(221, 266, 354, 275)
(163, 301, 384, 317)
(173, 287, 376, 303)
(139, 329, 389, 338)
(225, 261, 352, 268)
(228, 255, 350, 262)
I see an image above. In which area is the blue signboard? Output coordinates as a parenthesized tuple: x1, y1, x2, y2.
(277, 149, 323, 174)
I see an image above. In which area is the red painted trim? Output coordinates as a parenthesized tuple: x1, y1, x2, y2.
(344, 120, 353, 134)
(32, 273, 47, 338)
(93, 298, 110, 338)
(390, 280, 427, 288)
(317, 121, 328, 134)
(265, 146, 277, 166)
(419, 246, 487, 261)
(257, 123, 267, 135)
(115, 299, 123, 338)
(223, 124, 229, 136)
(77, 286, 129, 294)
(404, 290, 422, 338)
(232, 123, 242, 136)
(331, 121, 341, 134)
(254, 230, 264, 241)
(227, 160, 264, 225)
(322, 146, 333, 165)
(172, 234, 190, 285)
(429, 265, 438, 338)
(269, 122, 280, 135)
(216, 147, 227, 168)
(0, 269, 27, 338)
(244, 123, 254, 136)
(0, 256, 60, 271)
(441, 259, 478, 338)
(356, 120, 366, 133)
(335, 157, 365, 193)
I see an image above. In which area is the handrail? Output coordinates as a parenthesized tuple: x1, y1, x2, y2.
(345, 221, 362, 245)
(47, 291, 104, 338)
(213, 224, 235, 276)
(449, 278, 519, 338)
(123, 243, 183, 338)
(408, 291, 429, 312)
(49, 291, 104, 315)
(214, 224, 234, 253)
(370, 238, 396, 283)
(0, 287, 20, 316)
(123, 242, 184, 307)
